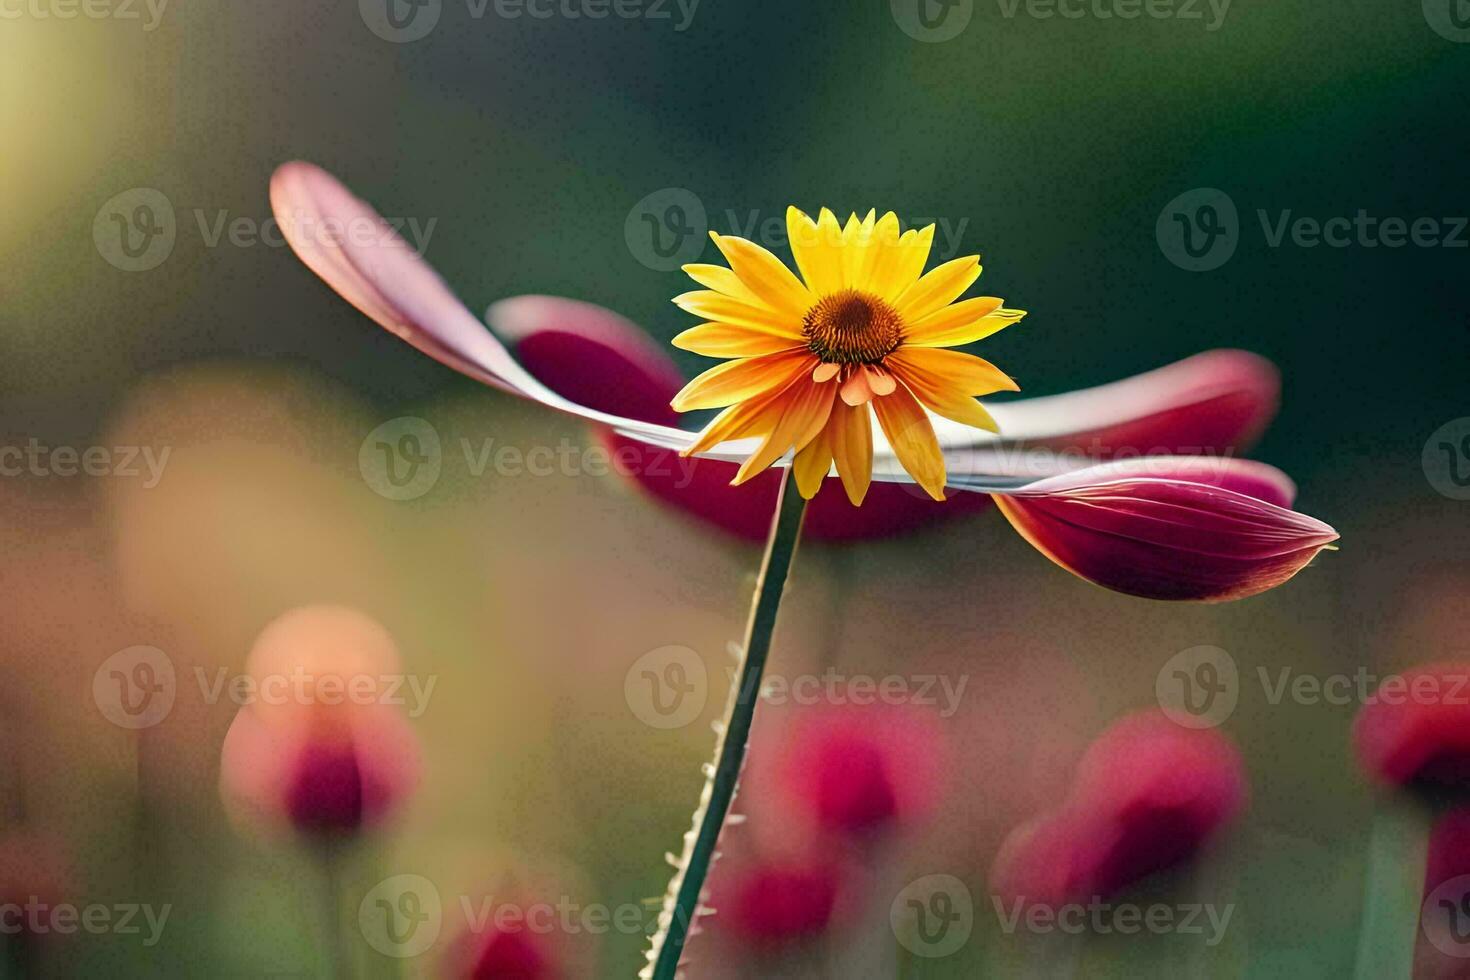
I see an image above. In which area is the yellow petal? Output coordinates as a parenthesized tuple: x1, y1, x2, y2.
(682, 263, 768, 308)
(673, 323, 806, 358)
(839, 210, 877, 287)
(888, 357, 1000, 432)
(905, 298, 1014, 347)
(792, 425, 834, 499)
(871, 225, 935, 302)
(672, 291, 803, 339)
(671, 350, 815, 412)
(866, 365, 898, 397)
(681, 375, 803, 456)
(812, 362, 841, 383)
(851, 211, 901, 294)
(828, 402, 873, 506)
(733, 380, 836, 485)
(894, 255, 982, 323)
(887, 347, 1018, 396)
(840, 368, 873, 406)
(787, 207, 843, 297)
(710, 233, 813, 319)
(872, 384, 947, 501)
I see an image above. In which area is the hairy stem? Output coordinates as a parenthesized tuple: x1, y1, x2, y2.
(644, 469, 808, 979)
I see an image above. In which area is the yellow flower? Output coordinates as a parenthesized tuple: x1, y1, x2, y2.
(670, 208, 1026, 504)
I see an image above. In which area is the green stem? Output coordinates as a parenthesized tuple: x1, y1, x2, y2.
(646, 469, 808, 979)
(1352, 793, 1432, 980)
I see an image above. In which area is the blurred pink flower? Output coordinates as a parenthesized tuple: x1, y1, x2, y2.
(707, 854, 847, 948)
(218, 606, 421, 839)
(991, 709, 1246, 905)
(775, 704, 945, 839)
(447, 923, 565, 980)
(267, 161, 1337, 601)
(1354, 664, 1470, 792)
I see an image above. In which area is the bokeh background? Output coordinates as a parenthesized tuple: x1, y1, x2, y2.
(2, 1, 1469, 976)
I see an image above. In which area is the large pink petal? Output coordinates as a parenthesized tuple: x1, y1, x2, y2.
(992, 459, 1338, 602)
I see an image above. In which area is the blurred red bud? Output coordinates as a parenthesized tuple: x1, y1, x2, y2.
(1354, 664, 1470, 793)
(992, 709, 1246, 905)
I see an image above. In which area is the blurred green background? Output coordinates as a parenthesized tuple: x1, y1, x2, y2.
(1, 1, 1469, 977)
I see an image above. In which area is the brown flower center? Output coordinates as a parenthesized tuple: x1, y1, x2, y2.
(802, 289, 904, 365)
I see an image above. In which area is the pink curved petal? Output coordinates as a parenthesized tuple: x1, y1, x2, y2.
(937, 348, 1281, 456)
(992, 460, 1338, 602)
